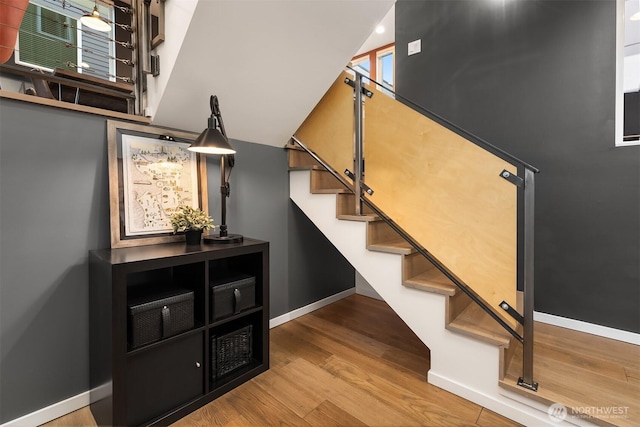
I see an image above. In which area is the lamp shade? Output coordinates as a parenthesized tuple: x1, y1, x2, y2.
(189, 126, 236, 154)
(80, 6, 111, 32)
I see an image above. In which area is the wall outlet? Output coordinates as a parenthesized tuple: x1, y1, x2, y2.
(408, 39, 421, 56)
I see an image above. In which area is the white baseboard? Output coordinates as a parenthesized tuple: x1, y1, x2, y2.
(355, 286, 383, 300)
(355, 271, 383, 300)
(269, 288, 355, 329)
(534, 311, 640, 345)
(0, 390, 90, 427)
(428, 371, 587, 427)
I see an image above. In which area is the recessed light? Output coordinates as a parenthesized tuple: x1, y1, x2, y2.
(375, 24, 385, 34)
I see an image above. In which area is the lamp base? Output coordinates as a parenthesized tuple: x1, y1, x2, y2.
(203, 233, 243, 244)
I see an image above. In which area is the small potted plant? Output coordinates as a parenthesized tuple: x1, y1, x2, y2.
(170, 205, 215, 245)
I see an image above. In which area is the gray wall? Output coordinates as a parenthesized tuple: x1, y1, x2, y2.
(0, 100, 108, 424)
(395, 0, 639, 333)
(0, 98, 353, 422)
(288, 202, 355, 310)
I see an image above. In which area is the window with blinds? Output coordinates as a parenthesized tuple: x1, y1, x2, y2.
(14, 0, 132, 85)
(17, 3, 78, 72)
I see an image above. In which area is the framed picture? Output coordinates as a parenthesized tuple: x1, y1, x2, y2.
(107, 120, 208, 248)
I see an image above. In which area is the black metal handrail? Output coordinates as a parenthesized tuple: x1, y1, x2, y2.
(345, 65, 540, 174)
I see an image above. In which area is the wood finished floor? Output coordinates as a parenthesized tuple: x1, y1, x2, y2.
(503, 322, 640, 427)
(41, 294, 518, 427)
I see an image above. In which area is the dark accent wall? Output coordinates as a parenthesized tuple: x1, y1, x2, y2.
(395, 0, 639, 333)
(288, 202, 355, 310)
(0, 99, 353, 423)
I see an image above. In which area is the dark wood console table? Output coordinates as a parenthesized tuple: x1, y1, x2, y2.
(89, 238, 269, 426)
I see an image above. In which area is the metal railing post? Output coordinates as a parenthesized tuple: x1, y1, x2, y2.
(518, 167, 538, 391)
(353, 73, 364, 215)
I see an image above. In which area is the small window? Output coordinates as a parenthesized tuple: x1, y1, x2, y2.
(376, 47, 394, 96)
(38, 7, 72, 42)
(350, 57, 371, 85)
(17, 3, 78, 72)
(352, 58, 371, 78)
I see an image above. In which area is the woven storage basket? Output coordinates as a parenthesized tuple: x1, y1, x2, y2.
(128, 287, 194, 349)
(211, 324, 253, 379)
(210, 274, 256, 321)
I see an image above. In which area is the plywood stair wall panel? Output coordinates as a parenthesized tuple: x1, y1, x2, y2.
(288, 73, 640, 426)
(294, 72, 518, 329)
(364, 87, 518, 326)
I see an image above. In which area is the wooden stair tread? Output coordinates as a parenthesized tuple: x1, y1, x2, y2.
(311, 188, 351, 194)
(447, 303, 512, 347)
(289, 165, 325, 171)
(337, 214, 379, 222)
(404, 269, 457, 296)
(367, 237, 415, 255)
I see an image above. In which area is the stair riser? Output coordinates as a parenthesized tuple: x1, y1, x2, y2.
(310, 169, 349, 193)
(336, 193, 375, 216)
(446, 289, 472, 324)
(403, 252, 432, 280)
(288, 149, 322, 169)
(367, 220, 402, 246)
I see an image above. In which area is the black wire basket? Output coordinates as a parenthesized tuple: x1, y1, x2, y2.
(211, 324, 253, 379)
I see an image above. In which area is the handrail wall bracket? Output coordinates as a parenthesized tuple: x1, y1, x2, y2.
(499, 301, 524, 325)
(344, 169, 374, 195)
(344, 77, 374, 98)
(500, 169, 524, 187)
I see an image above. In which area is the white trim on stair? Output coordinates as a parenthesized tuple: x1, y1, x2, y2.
(355, 286, 383, 300)
(534, 311, 640, 345)
(0, 390, 91, 427)
(355, 271, 383, 300)
(269, 288, 355, 329)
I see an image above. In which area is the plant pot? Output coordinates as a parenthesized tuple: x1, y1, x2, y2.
(0, 0, 29, 64)
(185, 230, 203, 245)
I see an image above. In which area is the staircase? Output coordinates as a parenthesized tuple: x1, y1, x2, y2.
(288, 161, 550, 426)
(285, 72, 640, 427)
(289, 162, 640, 427)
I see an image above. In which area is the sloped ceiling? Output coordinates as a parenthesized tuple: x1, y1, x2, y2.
(150, 0, 394, 147)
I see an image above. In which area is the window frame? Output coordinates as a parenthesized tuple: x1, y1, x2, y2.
(37, 6, 73, 42)
(375, 45, 394, 95)
(616, 0, 640, 147)
(350, 43, 395, 96)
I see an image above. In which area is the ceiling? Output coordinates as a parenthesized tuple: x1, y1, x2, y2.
(355, 4, 395, 56)
(149, 0, 395, 148)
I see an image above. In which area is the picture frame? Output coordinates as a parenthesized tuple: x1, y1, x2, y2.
(107, 120, 208, 248)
